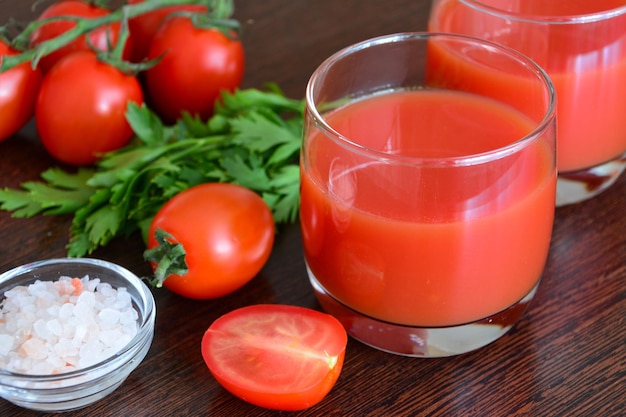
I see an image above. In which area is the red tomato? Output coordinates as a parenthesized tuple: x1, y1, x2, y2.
(145, 15, 244, 123)
(0, 41, 42, 141)
(127, 0, 207, 62)
(147, 183, 274, 299)
(201, 304, 348, 411)
(29, 0, 131, 72)
(35, 51, 143, 165)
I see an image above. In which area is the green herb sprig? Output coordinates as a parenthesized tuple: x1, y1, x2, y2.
(0, 85, 305, 257)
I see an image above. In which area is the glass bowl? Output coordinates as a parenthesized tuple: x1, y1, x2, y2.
(0, 258, 156, 412)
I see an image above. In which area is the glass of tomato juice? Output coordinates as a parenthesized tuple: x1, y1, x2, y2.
(300, 33, 557, 357)
(429, 0, 626, 206)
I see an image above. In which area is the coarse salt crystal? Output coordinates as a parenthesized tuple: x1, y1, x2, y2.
(47, 318, 63, 337)
(54, 338, 78, 358)
(0, 275, 139, 375)
(58, 303, 74, 319)
(98, 308, 121, 330)
(20, 338, 48, 360)
(0, 334, 14, 356)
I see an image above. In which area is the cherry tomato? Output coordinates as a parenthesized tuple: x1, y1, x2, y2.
(201, 304, 348, 411)
(35, 51, 143, 165)
(127, 0, 207, 62)
(145, 15, 244, 123)
(147, 183, 274, 299)
(0, 41, 42, 141)
(29, 0, 132, 72)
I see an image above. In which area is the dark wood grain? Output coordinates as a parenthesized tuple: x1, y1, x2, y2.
(1, 1, 624, 416)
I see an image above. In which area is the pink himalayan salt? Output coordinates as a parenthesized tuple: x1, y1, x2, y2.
(0, 275, 138, 375)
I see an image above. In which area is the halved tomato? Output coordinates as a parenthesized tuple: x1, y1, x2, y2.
(201, 304, 348, 411)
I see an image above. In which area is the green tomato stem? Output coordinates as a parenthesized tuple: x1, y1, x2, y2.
(144, 228, 189, 287)
(0, 0, 235, 72)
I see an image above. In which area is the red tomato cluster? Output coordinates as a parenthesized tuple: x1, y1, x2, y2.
(0, 0, 244, 165)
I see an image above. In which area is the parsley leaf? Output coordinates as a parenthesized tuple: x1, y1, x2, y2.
(0, 87, 305, 257)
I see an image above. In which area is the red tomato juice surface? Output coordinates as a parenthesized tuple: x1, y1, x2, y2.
(430, 0, 626, 172)
(301, 90, 556, 327)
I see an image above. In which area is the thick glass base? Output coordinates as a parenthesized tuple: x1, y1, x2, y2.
(557, 152, 626, 206)
(308, 266, 539, 357)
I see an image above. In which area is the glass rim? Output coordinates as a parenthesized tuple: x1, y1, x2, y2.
(460, 0, 626, 24)
(305, 32, 557, 167)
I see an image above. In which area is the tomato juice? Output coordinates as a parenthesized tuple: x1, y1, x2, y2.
(429, 0, 626, 172)
(301, 89, 556, 327)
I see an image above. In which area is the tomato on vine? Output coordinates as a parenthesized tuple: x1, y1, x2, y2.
(29, 0, 131, 72)
(35, 51, 143, 165)
(0, 40, 42, 141)
(127, 0, 207, 62)
(145, 183, 274, 300)
(145, 12, 244, 123)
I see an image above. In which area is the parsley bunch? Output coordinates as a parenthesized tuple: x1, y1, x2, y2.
(0, 86, 304, 257)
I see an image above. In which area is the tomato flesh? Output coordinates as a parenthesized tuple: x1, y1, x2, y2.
(202, 304, 348, 411)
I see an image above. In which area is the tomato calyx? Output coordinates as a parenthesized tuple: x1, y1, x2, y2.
(0, 20, 24, 50)
(93, 9, 145, 75)
(143, 228, 188, 288)
(88, 0, 110, 7)
(187, 0, 240, 40)
(172, 10, 241, 41)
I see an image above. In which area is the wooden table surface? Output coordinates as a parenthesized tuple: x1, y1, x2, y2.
(1, 1, 624, 416)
